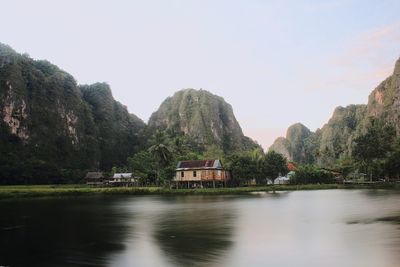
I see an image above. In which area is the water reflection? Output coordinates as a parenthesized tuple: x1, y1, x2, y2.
(154, 196, 235, 267)
(0, 197, 130, 267)
(1, 191, 400, 267)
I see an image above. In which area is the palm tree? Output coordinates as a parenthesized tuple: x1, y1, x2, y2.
(148, 131, 173, 185)
(251, 148, 265, 184)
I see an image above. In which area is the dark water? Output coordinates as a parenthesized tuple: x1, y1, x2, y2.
(1, 190, 400, 267)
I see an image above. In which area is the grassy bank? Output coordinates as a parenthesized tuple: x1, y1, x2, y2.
(0, 183, 399, 199)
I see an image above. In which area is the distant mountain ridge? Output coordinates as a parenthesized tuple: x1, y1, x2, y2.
(0, 43, 258, 182)
(270, 57, 400, 166)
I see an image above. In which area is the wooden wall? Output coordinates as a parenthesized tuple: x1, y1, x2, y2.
(174, 169, 230, 181)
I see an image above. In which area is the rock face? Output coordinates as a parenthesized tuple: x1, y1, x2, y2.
(269, 123, 316, 164)
(0, 43, 259, 182)
(0, 44, 145, 182)
(148, 89, 259, 153)
(270, 58, 400, 166)
(366, 58, 400, 131)
(81, 83, 145, 170)
(316, 104, 366, 166)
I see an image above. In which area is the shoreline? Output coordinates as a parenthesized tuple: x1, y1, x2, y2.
(0, 183, 399, 199)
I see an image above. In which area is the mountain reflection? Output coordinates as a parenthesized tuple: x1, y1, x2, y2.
(0, 197, 130, 267)
(154, 196, 235, 267)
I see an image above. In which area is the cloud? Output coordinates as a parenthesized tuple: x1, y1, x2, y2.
(335, 22, 400, 68)
(305, 0, 352, 12)
(304, 22, 400, 93)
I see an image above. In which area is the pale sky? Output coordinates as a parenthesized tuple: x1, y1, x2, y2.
(1, 0, 399, 150)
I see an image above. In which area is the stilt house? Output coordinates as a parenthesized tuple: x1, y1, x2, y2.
(174, 159, 230, 188)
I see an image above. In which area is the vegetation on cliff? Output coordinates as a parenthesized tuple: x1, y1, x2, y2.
(0, 44, 261, 184)
(0, 44, 145, 183)
(148, 89, 260, 154)
(270, 58, 400, 180)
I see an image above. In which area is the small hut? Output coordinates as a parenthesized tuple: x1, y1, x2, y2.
(85, 172, 105, 186)
(274, 176, 290, 185)
(108, 173, 137, 187)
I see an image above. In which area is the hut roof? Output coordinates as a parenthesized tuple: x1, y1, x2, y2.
(85, 172, 104, 179)
(113, 173, 133, 178)
(176, 159, 223, 170)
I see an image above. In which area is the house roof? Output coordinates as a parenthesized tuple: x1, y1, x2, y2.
(176, 159, 223, 170)
(275, 176, 290, 181)
(113, 173, 133, 178)
(287, 162, 297, 171)
(85, 172, 104, 179)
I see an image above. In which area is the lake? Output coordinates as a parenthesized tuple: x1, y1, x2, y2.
(1, 189, 400, 267)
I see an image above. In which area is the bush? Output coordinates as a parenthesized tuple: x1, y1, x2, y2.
(290, 165, 334, 184)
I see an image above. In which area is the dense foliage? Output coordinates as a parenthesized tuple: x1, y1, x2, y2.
(0, 44, 145, 184)
(352, 119, 399, 180)
(226, 150, 288, 185)
(290, 165, 334, 184)
(2, 42, 400, 185)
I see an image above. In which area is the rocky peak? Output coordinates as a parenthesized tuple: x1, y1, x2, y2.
(148, 88, 258, 153)
(394, 57, 400, 76)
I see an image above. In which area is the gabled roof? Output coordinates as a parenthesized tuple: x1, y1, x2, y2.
(85, 172, 104, 179)
(176, 159, 223, 170)
(113, 173, 133, 178)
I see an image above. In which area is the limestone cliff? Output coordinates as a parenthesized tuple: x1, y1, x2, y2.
(148, 89, 259, 153)
(270, 57, 400, 166)
(0, 43, 145, 182)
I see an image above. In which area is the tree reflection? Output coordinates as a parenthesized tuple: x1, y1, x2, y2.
(154, 197, 235, 267)
(0, 197, 130, 267)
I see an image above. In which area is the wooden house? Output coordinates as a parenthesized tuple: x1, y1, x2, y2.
(85, 172, 105, 186)
(174, 159, 230, 188)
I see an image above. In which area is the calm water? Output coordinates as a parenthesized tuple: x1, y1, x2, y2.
(1, 190, 400, 267)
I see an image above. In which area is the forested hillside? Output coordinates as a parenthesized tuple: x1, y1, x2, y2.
(0, 44, 145, 183)
(270, 58, 400, 177)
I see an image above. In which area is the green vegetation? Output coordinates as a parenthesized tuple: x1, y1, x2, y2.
(290, 165, 334, 184)
(1, 183, 399, 200)
(1, 43, 400, 186)
(0, 44, 262, 184)
(148, 89, 260, 153)
(284, 118, 400, 183)
(352, 119, 400, 181)
(226, 150, 288, 185)
(270, 57, 400, 181)
(0, 44, 146, 184)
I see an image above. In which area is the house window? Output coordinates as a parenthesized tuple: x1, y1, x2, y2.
(193, 171, 197, 177)
(181, 172, 184, 178)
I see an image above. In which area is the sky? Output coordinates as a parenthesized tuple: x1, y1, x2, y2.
(1, 0, 400, 150)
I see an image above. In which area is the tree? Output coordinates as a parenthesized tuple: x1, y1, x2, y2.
(335, 156, 355, 179)
(385, 138, 400, 180)
(262, 151, 288, 184)
(226, 154, 257, 186)
(290, 165, 334, 184)
(353, 119, 395, 181)
(148, 131, 174, 185)
(127, 151, 157, 185)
